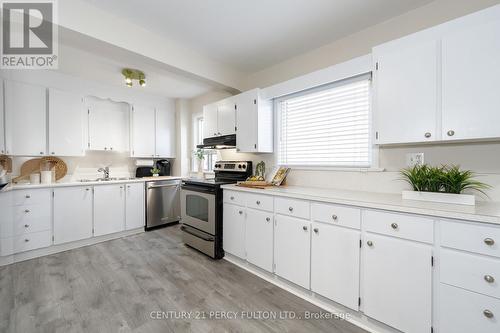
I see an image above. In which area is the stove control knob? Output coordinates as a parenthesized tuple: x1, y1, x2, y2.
(238, 164, 242, 169)
(242, 164, 246, 169)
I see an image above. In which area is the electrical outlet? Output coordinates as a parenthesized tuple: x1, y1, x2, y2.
(406, 153, 424, 167)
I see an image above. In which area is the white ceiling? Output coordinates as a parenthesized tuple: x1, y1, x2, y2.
(81, 0, 434, 72)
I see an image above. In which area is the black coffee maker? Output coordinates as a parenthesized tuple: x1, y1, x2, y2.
(155, 159, 171, 176)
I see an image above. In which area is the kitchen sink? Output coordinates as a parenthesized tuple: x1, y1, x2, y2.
(78, 177, 136, 182)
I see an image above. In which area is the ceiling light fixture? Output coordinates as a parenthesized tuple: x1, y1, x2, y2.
(121, 68, 146, 88)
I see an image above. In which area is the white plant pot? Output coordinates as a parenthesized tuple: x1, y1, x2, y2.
(152, 174, 159, 177)
(402, 190, 475, 206)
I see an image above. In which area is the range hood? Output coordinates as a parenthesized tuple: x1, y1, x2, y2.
(197, 134, 236, 150)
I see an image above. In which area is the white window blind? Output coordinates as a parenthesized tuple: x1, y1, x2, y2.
(277, 75, 371, 167)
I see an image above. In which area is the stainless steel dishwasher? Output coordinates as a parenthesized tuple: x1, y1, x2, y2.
(146, 179, 181, 230)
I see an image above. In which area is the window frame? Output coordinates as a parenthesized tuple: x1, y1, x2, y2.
(274, 73, 380, 171)
(192, 116, 217, 173)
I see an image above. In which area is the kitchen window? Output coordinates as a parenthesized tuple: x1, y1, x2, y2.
(276, 75, 372, 168)
(192, 117, 217, 172)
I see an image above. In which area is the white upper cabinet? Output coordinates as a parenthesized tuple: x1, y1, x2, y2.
(217, 98, 236, 136)
(0, 81, 5, 155)
(235, 89, 273, 153)
(203, 103, 219, 139)
(441, 19, 500, 141)
(373, 40, 438, 144)
(131, 105, 156, 158)
(87, 97, 129, 152)
(48, 89, 85, 156)
(155, 108, 176, 158)
(4, 80, 47, 156)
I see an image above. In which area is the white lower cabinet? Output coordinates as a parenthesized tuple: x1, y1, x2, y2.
(362, 233, 432, 333)
(53, 187, 93, 245)
(274, 214, 310, 289)
(223, 203, 246, 258)
(125, 183, 145, 230)
(94, 185, 126, 236)
(245, 208, 273, 272)
(311, 222, 360, 310)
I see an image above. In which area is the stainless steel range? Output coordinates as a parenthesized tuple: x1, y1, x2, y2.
(180, 161, 252, 259)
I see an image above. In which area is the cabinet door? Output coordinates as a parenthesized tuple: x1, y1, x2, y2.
(48, 89, 85, 156)
(131, 105, 156, 158)
(442, 19, 500, 141)
(125, 183, 145, 230)
(155, 108, 176, 158)
(217, 98, 236, 136)
(274, 214, 310, 289)
(53, 187, 93, 244)
(93, 185, 125, 236)
(88, 99, 129, 152)
(235, 90, 258, 152)
(0, 81, 5, 154)
(245, 208, 273, 272)
(4, 80, 46, 156)
(363, 233, 432, 333)
(203, 103, 218, 139)
(373, 40, 438, 144)
(222, 203, 245, 258)
(311, 222, 360, 310)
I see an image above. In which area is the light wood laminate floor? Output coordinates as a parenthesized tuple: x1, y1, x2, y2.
(0, 225, 367, 333)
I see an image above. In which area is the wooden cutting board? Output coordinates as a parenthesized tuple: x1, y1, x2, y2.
(0, 155, 12, 173)
(14, 157, 68, 183)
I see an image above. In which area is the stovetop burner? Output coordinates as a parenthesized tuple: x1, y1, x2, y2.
(182, 161, 253, 188)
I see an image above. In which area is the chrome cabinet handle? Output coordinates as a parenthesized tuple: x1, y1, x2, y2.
(24, 224, 29, 228)
(288, 207, 294, 212)
(266, 217, 270, 222)
(24, 209, 30, 213)
(424, 132, 431, 138)
(484, 275, 495, 283)
(238, 210, 243, 215)
(483, 310, 494, 318)
(313, 228, 319, 233)
(256, 200, 261, 205)
(484, 238, 495, 246)
(391, 223, 398, 229)
(302, 226, 308, 231)
(447, 130, 455, 137)
(367, 240, 373, 247)
(332, 214, 338, 221)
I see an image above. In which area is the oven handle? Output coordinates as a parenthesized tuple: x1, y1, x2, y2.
(148, 184, 179, 189)
(180, 225, 215, 242)
(181, 184, 216, 194)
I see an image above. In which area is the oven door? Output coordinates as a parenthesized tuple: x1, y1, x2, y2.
(180, 184, 216, 235)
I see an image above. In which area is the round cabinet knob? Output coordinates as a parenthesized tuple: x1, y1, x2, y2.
(24, 239, 29, 243)
(332, 214, 338, 221)
(313, 228, 319, 233)
(266, 217, 270, 222)
(24, 224, 29, 228)
(25, 195, 31, 199)
(51, 152, 55, 155)
(119, 186, 123, 189)
(484, 238, 495, 246)
(230, 196, 234, 200)
(24, 209, 30, 213)
(239, 210, 243, 215)
(256, 200, 261, 205)
(391, 223, 399, 230)
(484, 275, 495, 283)
(302, 226, 308, 231)
(424, 132, 431, 138)
(483, 309, 494, 319)
(86, 188, 90, 191)
(447, 130, 455, 137)
(367, 240, 374, 247)
(288, 207, 294, 212)
(39, 152, 43, 155)
(110, 147, 113, 150)
(104, 147, 107, 150)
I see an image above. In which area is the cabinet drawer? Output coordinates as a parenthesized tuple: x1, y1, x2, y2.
(441, 220, 500, 258)
(13, 189, 51, 206)
(441, 249, 500, 299)
(14, 230, 52, 253)
(363, 210, 434, 243)
(312, 202, 360, 229)
(246, 193, 273, 212)
(13, 204, 51, 235)
(440, 283, 500, 333)
(275, 197, 310, 220)
(223, 190, 246, 206)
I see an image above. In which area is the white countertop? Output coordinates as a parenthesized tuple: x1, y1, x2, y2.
(221, 184, 500, 225)
(1, 176, 182, 192)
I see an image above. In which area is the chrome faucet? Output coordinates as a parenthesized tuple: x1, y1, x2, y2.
(97, 166, 110, 180)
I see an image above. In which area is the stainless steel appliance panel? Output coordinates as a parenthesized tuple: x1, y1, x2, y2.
(180, 187, 216, 235)
(146, 180, 181, 229)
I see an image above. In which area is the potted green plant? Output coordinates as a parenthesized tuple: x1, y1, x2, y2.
(400, 164, 489, 205)
(193, 148, 205, 179)
(151, 167, 161, 177)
